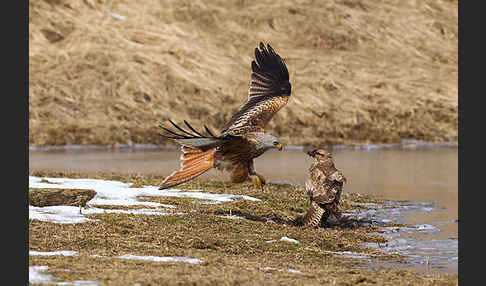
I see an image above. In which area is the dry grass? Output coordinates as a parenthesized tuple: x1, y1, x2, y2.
(29, 0, 458, 147)
(29, 170, 458, 285)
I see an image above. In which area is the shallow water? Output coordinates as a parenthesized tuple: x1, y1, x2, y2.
(29, 145, 458, 274)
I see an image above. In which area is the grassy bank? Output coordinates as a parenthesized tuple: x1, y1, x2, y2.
(29, 0, 457, 147)
(29, 170, 458, 285)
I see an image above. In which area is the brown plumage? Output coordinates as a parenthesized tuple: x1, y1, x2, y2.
(302, 149, 347, 228)
(158, 42, 291, 190)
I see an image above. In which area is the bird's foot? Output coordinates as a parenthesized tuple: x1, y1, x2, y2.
(250, 173, 266, 191)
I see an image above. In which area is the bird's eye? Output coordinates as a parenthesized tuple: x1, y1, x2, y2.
(273, 141, 279, 146)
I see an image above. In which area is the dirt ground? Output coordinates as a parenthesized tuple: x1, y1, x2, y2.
(29, 170, 458, 285)
(29, 0, 458, 147)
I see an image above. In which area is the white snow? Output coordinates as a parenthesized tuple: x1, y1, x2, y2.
(279, 237, 300, 244)
(30, 250, 78, 256)
(29, 266, 54, 284)
(89, 255, 104, 258)
(56, 281, 100, 286)
(415, 224, 440, 232)
(109, 12, 126, 21)
(324, 251, 371, 259)
(259, 267, 302, 274)
(29, 266, 99, 285)
(116, 254, 202, 264)
(267, 237, 300, 244)
(29, 176, 260, 224)
(29, 205, 183, 224)
(218, 215, 245, 220)
(29, 176, 259, 206)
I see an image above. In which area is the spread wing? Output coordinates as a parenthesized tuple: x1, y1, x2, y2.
(221, 42, 291, 136)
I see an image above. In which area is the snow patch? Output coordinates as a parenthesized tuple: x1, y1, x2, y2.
(29, 205, 183, 224)
(29, 176, 260, 224)
(324, 251, 371, 259)
(116, 254, 202, 264)
(259, 267, 302, 274)
(29, 266, 54, 284)
(279, 237, 300, 244)
(30, 250, 78, 256)
(29, 266, 99, 285)
(29, 176, 259, 207)
(109, 12, 126, 21)
(266, 237, 300, 244)
(218, 215, 245, 220)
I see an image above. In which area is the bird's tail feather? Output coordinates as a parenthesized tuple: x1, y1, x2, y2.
(159, 147, 216, 190)
(302, 201, 325, 227)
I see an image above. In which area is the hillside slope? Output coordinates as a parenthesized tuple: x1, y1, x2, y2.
(29, 0, 458, 146)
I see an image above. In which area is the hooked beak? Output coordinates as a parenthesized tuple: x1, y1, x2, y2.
(274, 143, 283, 151)
(307, 149, 316, 157)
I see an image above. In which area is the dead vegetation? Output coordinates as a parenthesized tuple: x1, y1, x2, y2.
(29, 0, 457, 147)
(29, 170, 458, 285)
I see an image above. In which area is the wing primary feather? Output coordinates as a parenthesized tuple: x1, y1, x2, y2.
(204, 125, 216, 137)
(159, 133, 183, 140)
(169, 119, 197, 137)
(254, 48, 265, 69)
(251, 61, 260, 73)
(159, 125, 189, 138)
(184, 120, 205, 137)
(267, 44, 276, 56)
(259, 42, 270, 63)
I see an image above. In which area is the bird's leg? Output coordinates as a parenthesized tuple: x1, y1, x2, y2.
(249, 175, 265, 191)
(248, 160, 266, 191)
(319, 209, 331, 228)
(256, 173, 266, 188)
(329, 203, 344, 223)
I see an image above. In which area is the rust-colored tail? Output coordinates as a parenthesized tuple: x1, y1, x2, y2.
(159, 146, 216, 190)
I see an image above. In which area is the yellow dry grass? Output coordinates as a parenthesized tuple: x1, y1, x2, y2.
(29, 0, 458, 146)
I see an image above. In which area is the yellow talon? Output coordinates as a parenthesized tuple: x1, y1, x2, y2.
(256, 173, 266, 188)
(251, 176, 262, 190)
(250, 173, 266, 191)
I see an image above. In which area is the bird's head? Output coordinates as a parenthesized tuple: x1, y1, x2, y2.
(257, 134, 283, 151)
(307, 148, 332, 160)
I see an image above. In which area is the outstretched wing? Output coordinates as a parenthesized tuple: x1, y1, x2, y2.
(221, 42, 291, 136)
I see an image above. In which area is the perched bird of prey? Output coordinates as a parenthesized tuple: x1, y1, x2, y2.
(302, 149, 347, 228)
(158, 42, 291, 190)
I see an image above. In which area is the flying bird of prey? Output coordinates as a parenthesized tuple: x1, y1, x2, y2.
(158, 42, 291, 190)
(302, 149, 347, 228)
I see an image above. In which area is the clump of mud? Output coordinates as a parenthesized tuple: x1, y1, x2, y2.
(29, 187, 96, 207)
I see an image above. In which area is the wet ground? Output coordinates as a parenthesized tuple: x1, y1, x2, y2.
(29, 144, 458, 275)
